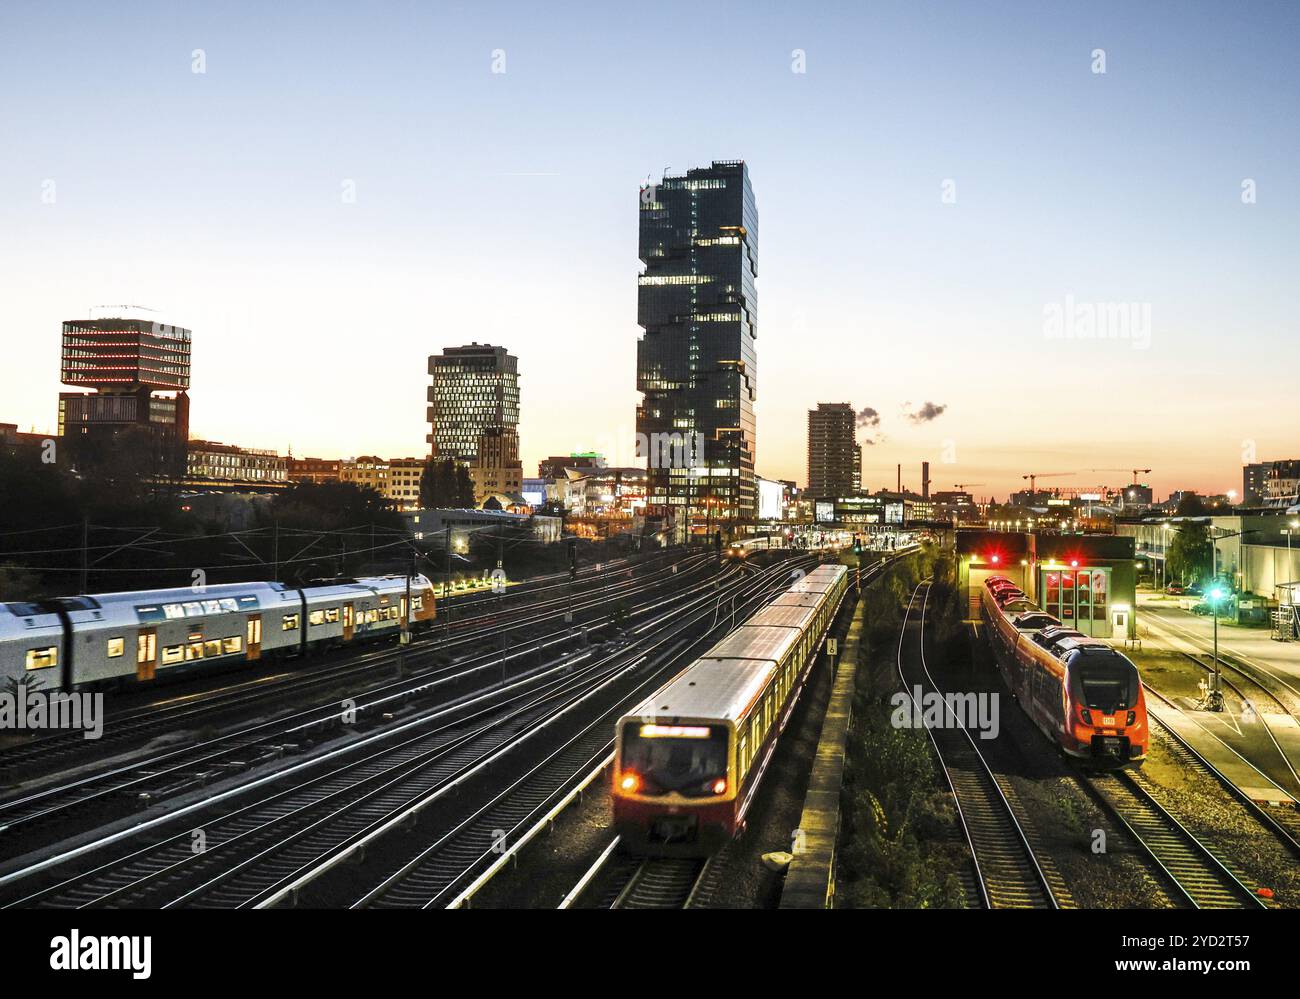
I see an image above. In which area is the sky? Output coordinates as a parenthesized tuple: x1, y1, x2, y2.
(1, 0, 1297, 501)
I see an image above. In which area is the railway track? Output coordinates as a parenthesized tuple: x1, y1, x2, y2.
(898, 581, 1060, 910)
(350, 558, 808, 910)
(0, 555, 725, 839)
(0, 550, 710, 781)
(1170, 650, 1300, 794)
(1141, 684, 1300, 858)
(1083, 770, 1270, 908)
(0, 556, 810, 909)
(612, 858, 710, 909)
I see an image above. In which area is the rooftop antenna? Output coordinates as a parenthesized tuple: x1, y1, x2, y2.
(90, 304, 158, 318)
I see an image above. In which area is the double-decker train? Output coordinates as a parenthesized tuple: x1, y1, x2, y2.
(612, 563, 849, 854)
(0, 575, 437, 692)
(980, 574, 1147, 767)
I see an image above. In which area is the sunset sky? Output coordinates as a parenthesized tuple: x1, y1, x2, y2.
(1, 1, 1296, 501)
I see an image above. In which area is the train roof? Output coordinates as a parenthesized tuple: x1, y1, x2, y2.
(1055, 636, 1116, 655)
(622, 658, 774, 724)
(1012, 612, 1060, 630)
(790, 565, 847, 594)
(769, 592, 824, 609)
(746, 603, 818, 630)
(702, 623, 801, 665)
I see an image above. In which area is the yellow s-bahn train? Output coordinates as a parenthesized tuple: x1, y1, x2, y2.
(612, 564, 849, 854)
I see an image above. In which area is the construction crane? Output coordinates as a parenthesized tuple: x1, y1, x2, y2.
(952, 482, 985, 490)
(1022, 472, 1074, 493)
(1087, 467, 1152, 485)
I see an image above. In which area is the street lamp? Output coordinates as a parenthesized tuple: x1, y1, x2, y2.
(1204, 528, 1260, 711)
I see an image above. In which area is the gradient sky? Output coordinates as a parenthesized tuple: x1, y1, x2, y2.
(2, 0, 1297, 501)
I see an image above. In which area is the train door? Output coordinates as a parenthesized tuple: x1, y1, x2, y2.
(342, 602, 355, 642)
(136, 628, 158, 681)
(1111, 607, 1129, 641)
(246, 615, 263, 661)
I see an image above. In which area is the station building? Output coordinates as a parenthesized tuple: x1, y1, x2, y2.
(956, 529, 1138, 640)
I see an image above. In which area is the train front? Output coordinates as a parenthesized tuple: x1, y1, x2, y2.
(1062, 649, 1148, 767)
(612, 719, 735, 856)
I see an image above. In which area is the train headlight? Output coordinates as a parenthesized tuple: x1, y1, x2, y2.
(1080, 708, 1094, 726)
(620, 772, 641, 793)
(711, 778, 727, 795)
(1126, 711, 1136, 726)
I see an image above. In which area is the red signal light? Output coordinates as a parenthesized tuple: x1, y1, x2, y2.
(990, 554, 1000, 564)
(619, 772, 640, 793)
(1070, 559, 1079, 568)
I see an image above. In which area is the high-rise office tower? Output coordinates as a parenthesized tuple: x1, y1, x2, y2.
(636, 161, 758, 529)
(807, 403, 860, 498)
(426, 343, 520, 462)
(58, 317, 192, 477)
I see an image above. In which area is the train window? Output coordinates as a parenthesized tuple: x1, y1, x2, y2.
(282, 614, 300, 631)
(204, 639, 223, 657)
(185, 641, 205, 661)
(220, 598, 239, 613)
(161, 645, 184, 665)
(138, 633, 156, 664)
(325, 608, 340, 624)
(183, 601, 204, 618)
(106, 637, 125, 658)
(25, 646, 58, 670)
(202, 600, 223, 614)
(309, 610, 326, 626)
(222, 636, 243, 655)
(343, 605, 354, 628)
(412, 597, 423, 612)
(247, 618, 262, 645)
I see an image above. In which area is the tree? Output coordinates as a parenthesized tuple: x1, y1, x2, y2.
(267, 481, 402, 533)
(419, 457, 476, 508)
(1167, 520, 1212, 585)
(1174, 493, 1208, 517)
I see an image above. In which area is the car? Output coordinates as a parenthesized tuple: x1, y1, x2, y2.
(1165, 582, 1186, 595)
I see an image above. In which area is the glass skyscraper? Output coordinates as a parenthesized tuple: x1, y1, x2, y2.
(426, 343, 520, 462)
(636, 161, 758, 530)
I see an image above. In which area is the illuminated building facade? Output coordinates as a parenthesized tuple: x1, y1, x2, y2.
(469, 427, 524, 505)
(636, 161, 758, 528)
(426, 344, 520, 462)
(286, 456, 343, 484)
(807, 403, 860, 498)
(186, 441, 287, 490)
(57, 317, 192, 477)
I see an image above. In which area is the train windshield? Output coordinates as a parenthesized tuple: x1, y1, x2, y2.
(1070, 654, 1139, 712)
(619, 723, 728, 796)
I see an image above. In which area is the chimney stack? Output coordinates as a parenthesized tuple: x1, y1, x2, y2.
(922, 461, 931, 500)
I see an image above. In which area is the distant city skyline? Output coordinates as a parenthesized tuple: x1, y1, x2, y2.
(2, 1, 1297, 499)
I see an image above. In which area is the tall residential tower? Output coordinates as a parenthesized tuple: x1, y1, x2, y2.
(426, 343, 520, 462)
(807, 403, 861, 498)
(635, 161, 758, 531)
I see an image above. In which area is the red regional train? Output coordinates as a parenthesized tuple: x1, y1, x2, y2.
(612, 564, 849, 854)
(981, 574, 1147, 768)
